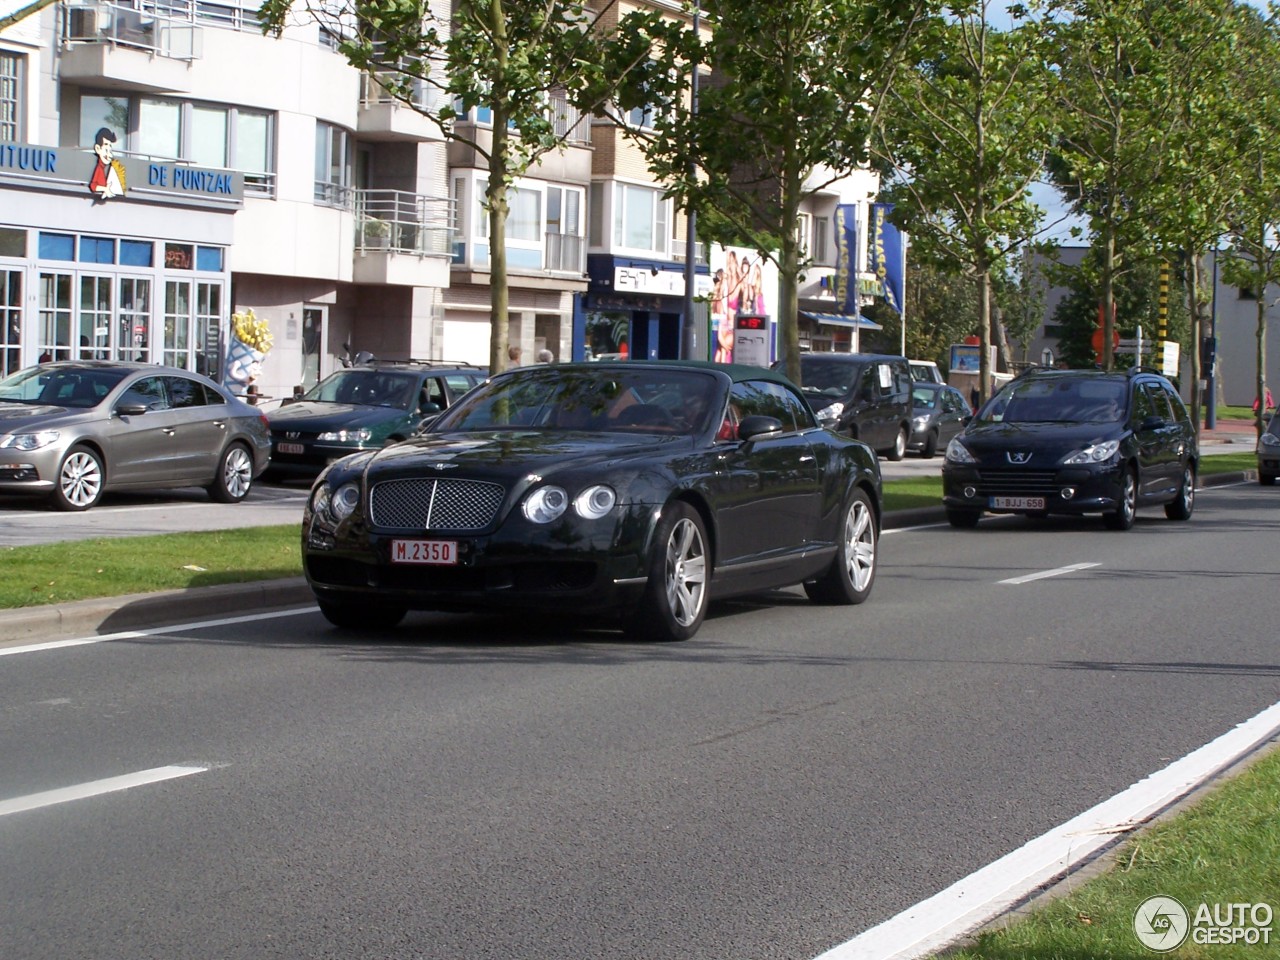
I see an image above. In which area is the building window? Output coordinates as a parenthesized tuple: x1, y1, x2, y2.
(813, 216, 829, 264)
(0, 226, 26, 258)
(0, 51, 23, 142)
(38, 233, 76, 262)
(79, 237, 116, 265)
(79, 94, 276, 194)
(314, 120, 353, 207)
(613, 182, 668, 255)
(1, 269, 21, 377)
(120, 240, 154, 267)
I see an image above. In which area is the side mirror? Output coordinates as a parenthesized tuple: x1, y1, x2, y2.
(738, 414, 784, 442)
(292, 385, 305, 400)
(418, 401, 442, 416)
(116, 403, 148, 417)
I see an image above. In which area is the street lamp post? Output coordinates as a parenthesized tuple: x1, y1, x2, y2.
(680, 1, 701, 360)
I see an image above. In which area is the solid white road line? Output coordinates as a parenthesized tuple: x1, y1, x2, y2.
(812, 696, 1280, 960)
(0, 765, 207, 818)
(1000, 562, 1101, 585)
(0, 606, 317, 657)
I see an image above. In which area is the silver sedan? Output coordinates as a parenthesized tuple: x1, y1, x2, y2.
(0, 361, 272, 511)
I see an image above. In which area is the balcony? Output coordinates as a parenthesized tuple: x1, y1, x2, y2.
(353, 189, 456, 288)
(358, 72, 449, 142)
(61, 1, 202, 91)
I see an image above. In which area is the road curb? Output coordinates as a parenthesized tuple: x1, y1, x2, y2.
(0, 470, 1255, 647)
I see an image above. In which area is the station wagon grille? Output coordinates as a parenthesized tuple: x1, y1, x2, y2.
(370, 478, 505, 530)
(974, 469, 1060, 497)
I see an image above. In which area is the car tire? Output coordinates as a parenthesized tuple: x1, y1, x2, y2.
(629, 502, 709, 642)
(51, 444, 105, 512)
(1260, 473, 1276, 487)
(947, 507, 982, 528)
(318, 597, 406, 629)
(1104, 467, 1137, 530)
(1165, 463, 1195, 520)
(804, 488, 877, 605)
(886, 425, 908, 461)
(208, 443, 254, 503)
(921, 430, 938, 459)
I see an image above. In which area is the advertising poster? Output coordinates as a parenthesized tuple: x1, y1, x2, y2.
(708, 247, 777, 363)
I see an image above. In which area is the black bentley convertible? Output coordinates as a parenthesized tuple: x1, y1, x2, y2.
(302, 361, 882, 641)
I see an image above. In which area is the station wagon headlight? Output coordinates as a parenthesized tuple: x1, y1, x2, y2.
(912, 415, 930, 430)
(813, 401, 844, 422)
(574, 485, 616, 519)
(0, 430, 59, 451)
(318, 428, 372, 443)
(1062, 440, 1120, 464)
(1259, 433, 1280, 449)
(523, 485, 568, 523)
(945, 437, 976, 463)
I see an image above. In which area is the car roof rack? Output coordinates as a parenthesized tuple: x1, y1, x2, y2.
(373, 358, 485, 368)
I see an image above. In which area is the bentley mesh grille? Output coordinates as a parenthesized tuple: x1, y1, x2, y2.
(370, 478, 505, 530)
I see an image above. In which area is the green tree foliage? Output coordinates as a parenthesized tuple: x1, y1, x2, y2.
(257, 0, 686, 372)
(1220, 6, 1280, 436)
(875, 2, 1054, 404)
(635, 0, 936, 384)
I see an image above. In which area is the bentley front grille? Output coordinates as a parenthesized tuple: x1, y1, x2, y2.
(370, 478, 505, 530)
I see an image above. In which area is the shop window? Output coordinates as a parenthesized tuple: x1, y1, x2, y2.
(0, 227, 25, 258)
(38, 233, 76, 261)
(165, 243, 194, 269)
(80, 237, 116, 264)
(1, 269, 20, 377)
(121, 240, 154, 267)
(196, 246, 224, 271)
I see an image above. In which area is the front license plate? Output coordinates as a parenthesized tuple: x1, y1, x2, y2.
(990, 496, 1045, 510)
(276, 442, 305, 455)
(391, 539, 459, 565)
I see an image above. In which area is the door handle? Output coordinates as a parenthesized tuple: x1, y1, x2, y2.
(162, 428, 176, 436)
(799, 454, 815, 463)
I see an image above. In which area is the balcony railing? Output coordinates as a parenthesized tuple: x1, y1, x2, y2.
(545, 232, 586, 273)
(63, 1, 202, 60)
(355, 189, 456, 257)
(360, 71, 450, 115)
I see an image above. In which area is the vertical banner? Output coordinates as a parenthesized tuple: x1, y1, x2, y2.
(870, 203, 905, 313)
(833, 204, 859, 316)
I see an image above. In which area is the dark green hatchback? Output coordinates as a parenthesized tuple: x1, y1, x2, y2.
(265, 361, 486, 479)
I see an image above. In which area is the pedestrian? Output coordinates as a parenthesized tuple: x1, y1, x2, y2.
(537, 348, 554, 363)
(507, 344, 522, 367)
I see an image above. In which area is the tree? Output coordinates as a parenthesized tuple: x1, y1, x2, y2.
(258, 0, 686, 373)
(634, 0, 936, 385)
(867, 253, 979, 367)
(874, 1, 1054, 404)
(1220, 6, 1280, 437)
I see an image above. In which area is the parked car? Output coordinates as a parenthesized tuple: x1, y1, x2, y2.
(1258, 410, 1280, 485)
(0, 361, 271, 511)
(910, 359, 945, 384)
(265, 361, 486, 479)
(908, 382, 971, 458)
(302, 360, 882, 641)
(942, 367, 1197, 530)
(779, 353, 913, 460)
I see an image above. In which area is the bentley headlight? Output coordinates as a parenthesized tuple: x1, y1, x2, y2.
(523, 485, 568, 523)
(0, 430, 60, 451)
(318, 428, 372, 443)
(813, 401, 844, 422)
(945, 437, 976, 464)
(1062, 440, 1120, 464)
(330, 483, 360, 520)
(574, 485, 616, 519)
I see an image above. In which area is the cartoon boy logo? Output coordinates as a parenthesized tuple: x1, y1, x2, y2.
(88, 127, 127, 200)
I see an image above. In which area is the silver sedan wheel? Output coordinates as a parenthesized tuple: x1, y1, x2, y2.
(665, 517, 707, 628)
(58, 448, 104, 510)
(842, 496, 876, 593)
(223, 446, 253, 499)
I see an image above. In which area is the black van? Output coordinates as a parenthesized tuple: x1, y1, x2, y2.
(784, 353, 914, 460)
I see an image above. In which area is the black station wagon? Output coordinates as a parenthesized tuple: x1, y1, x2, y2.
(942, 367, 1197, 530)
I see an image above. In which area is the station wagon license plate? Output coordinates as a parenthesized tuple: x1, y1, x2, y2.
(391, 539, 458, 565)
(277, 442, 305, 455)
(990, 496, 1045, 511)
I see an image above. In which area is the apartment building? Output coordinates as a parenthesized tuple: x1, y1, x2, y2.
(1, 0, 883, 404)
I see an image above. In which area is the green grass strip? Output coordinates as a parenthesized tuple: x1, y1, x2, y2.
(941, 746, 1280, 960)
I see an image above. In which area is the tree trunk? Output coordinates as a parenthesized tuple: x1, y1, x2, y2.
(487, 0, 511, 374)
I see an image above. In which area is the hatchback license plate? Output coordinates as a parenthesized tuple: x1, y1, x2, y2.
(990, 496, 1045, 510)
(391, 539, 458, 565)
(277, 442, 305, 455)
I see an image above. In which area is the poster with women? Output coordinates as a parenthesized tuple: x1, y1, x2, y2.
(709, 247, 776, 363)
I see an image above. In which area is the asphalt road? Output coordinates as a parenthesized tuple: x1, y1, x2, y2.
(3, 481, 1278, 960)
